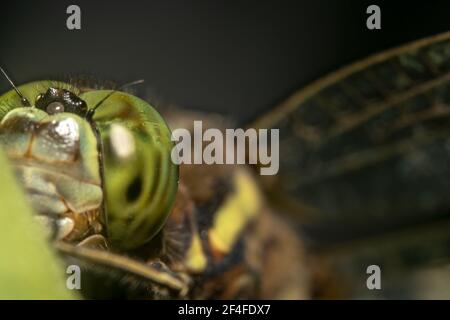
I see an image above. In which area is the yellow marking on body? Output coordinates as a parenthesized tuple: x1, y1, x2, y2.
(185, 233, 208, 273)
(209, 169, 261, 255)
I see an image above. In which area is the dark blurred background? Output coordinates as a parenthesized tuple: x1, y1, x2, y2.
(1, 1, 450, 124)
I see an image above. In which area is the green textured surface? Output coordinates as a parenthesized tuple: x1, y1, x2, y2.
(0, 149, 76, 299)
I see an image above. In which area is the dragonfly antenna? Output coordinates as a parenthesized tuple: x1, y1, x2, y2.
(0, 67, 30, 106)
(86, 79, 144, 120)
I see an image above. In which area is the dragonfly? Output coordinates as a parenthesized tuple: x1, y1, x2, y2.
(1, 31, 450, 299)
(0, 72, 307, 299)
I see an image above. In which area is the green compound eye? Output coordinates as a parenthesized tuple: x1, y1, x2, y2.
(0, 81, 178, 251)
(81, 90, 179, 250)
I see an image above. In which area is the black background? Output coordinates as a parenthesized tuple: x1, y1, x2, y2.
(1, 1, 450, 124)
